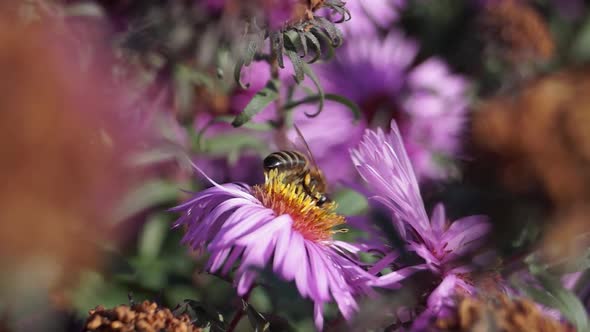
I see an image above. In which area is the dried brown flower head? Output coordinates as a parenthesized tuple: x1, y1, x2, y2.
(473, 66, 590, 274)
(437, 296, 572, 332)
(85, 301, 202, 332)
(479, 0, 554, 63)
(473, 66, 590, 206)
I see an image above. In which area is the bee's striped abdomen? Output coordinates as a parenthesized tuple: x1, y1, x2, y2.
(263, 150, 308, 173)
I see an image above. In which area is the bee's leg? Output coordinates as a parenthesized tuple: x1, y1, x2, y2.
(302, 173, 322, 203)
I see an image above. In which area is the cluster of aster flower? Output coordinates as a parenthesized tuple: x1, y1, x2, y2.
(165, 0, 590, 331)
(187, 0, 469, 188)
(174, 120, 487, 330)
(5, 0, 590, 331)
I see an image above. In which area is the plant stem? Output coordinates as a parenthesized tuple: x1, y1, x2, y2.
(226, 308, 245, 332)
(226, 293, 252, 332)
(269, 46, 289, 148)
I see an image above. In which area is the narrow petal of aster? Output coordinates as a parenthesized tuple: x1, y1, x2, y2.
(351, 120, 432, 242)
(351, 121, 495, 314)
(173, 166, 375, 330)
(426, 275, 462, 313)
(369, 264, 429, 288)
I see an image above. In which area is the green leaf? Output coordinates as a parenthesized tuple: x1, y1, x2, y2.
(570, 16, 590, 62)
(313, 17, 343, 47)
(303, 31, 321, 63)
(301, 63, 324, 117)
(527, 233, 590, 275)
(174, 66, 196, 116)
(516, 270, 589, 331)
(310, 29, 335, 61)
(284, 93, 361, 120)
(284, 30, 304, 55)
(200, 133, 268, 157)
(333, 189, 369, 216)
(112, 180, 180, 223)
(138, 214, 168, 260)
(232, 79, 280, 127)
(297, 30, 308, 57)
(213, 116, 275, 131)
(129, 150, 177, 167)
(234, 31, 264, 89)
(284, 31, 305, 83)
(536, 274, 589, 331)
(547, 248, 590, 275)
(285, 49, 304, 83)
(325, 1, 350, 23)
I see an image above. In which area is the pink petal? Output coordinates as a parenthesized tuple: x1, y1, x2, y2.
(442, 216, 490, 255)
(240, 231, 277, 268)
(368, 251, 400, 275)
(221, 246, 244, 275)
(210, 209, 273, 248)
(208, 247, 231, 273)
(430, 203, 446, 237)
(188, 160, 256, 201)
(291, 233, 310, 298)
(237, 270, 257, 295)
(314, 303, 324, 331)
(351, 121, 433, 241)
(272, 224, 294, 277)
(427, 274, 458, 310)
(370, 264, 429, 288)
(234, 214, 290, 246)
(306, 243, 331, 302)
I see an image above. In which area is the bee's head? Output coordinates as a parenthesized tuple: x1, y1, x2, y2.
(316, 194, 330, 206)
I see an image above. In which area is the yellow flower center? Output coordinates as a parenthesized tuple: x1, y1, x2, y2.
(252, 169, 345, 242)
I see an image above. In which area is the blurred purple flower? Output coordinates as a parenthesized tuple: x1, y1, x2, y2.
(351, 120, 491, 316)
(403, 59, 469, 180)
(203, 0, 225, 11)
(289, 103, 365, 185)
(319, 30, 469, 181)
(173, 166, 375, 330)
(342, 0, 405, 35)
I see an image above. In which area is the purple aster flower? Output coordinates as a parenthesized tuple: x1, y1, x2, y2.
(402, 59, 469, 180)
(350, 120, 492, 319)
(341, 0, 405, 35)
(318, 30, 470, 181)
(173, 165, 375, 330)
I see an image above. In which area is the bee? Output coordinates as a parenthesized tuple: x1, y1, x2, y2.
(263, 125, 329, 206)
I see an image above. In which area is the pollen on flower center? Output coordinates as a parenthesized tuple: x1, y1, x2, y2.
(252, 169, 345, 242)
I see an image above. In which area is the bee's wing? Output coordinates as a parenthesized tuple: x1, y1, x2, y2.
(292, 124, 321, 172)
